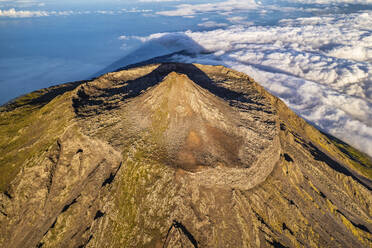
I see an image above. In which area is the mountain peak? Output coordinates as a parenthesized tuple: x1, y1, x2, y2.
(127, 68, 279, 176)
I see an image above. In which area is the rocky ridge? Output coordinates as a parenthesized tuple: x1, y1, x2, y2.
(0, 63, 371, 248)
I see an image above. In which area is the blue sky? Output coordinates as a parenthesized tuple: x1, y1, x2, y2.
(0, 0, 372, 155)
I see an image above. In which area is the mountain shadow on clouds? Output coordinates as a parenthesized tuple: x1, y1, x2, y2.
(93, 33, 207, 77)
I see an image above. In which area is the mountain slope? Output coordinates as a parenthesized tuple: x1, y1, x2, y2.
(0, 63, 371, 248)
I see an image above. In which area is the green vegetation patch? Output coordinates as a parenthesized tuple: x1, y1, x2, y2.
(0, 90, 75, 191)
(108, 137, 174, 248)
(324, 133, 372, 179)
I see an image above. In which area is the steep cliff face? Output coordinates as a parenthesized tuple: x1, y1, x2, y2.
(0, 63, 371, 248)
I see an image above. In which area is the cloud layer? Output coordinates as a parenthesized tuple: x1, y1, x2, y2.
(156, 0, 259, 17)
(121, 10, 372, 156)
(286, 0, 372, 4)
(0, 7, 152, 18)
(0, 8, 49, 17)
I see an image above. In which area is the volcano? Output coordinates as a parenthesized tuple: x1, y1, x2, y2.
(0, 63, 371, 248)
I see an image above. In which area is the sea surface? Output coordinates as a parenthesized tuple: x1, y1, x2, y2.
(0, 0, 371, 156)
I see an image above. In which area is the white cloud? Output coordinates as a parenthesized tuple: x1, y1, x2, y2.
(286, 0, 372, 4)
(156, 0, 259, 16)
(157, 7, 194, 17)
(119, 11, 372, 156)
(0, 8, 89, 18)
(0, 8, 152, 18)
(198, 21, 228, 28)
(121, 8, 152, 13)
(139, 0, 180, 2)
(226, 16, 253, 25)
(227, 16, 246, 22)
(96, 10, 115, 15)
(0, 8, 49, 17)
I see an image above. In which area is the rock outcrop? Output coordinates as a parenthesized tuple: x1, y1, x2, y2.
(0, 63, 371, 248)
